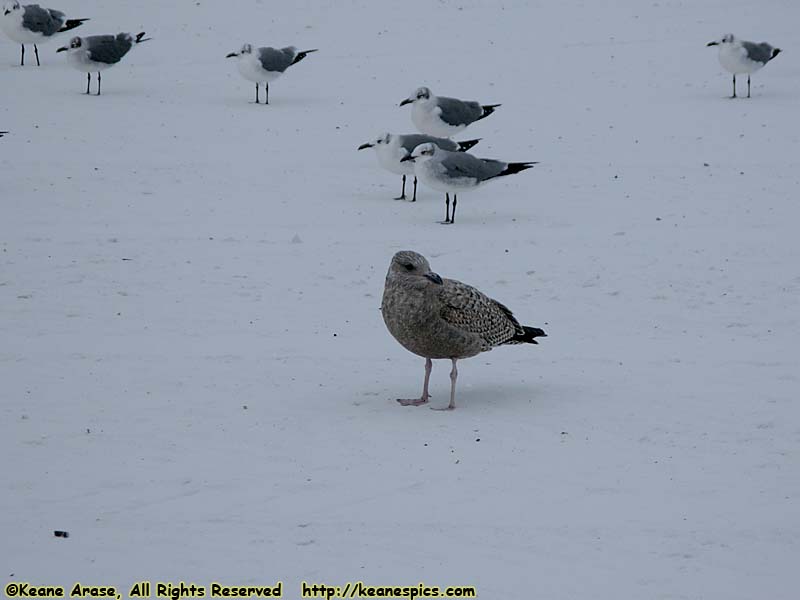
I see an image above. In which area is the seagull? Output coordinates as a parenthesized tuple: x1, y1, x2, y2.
(401, 143, 536, 224)
(358, 133, 481, 201)
(0, 1, 88, 66)
(382, 250, 546, 410)
(399, 87, 500, 137)
(57, 32, 150, 95)
(707, 34, 781, 98)
(226, 44, 317, 104)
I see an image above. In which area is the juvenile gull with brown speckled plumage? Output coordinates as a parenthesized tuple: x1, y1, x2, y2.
(381, 250, 547, 410)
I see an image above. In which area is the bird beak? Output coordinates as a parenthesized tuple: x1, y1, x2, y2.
(56, 46, 67, 52)
(357, 143, 373, 150)
(425, 272, 443, 285)
(400, 155, 415, 163)
(226, 52, 238, 58)
(706, 41, 718, 46)
(3, 9, 10, 15)
(399, 98, 412, 107)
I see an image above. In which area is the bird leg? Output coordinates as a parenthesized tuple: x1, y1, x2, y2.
(265, 83, 269, 105)
(20, 44, 24, 66)
(431, 359, 458, 410)
(397, 357, 432, 406)
(34, 44, 40, 66)
(731, 74, 737, 98)
(255, 83, 259, 104)
(747, 75, 751, 98)
(97, 71, 101, 96)
(86, 72, 91, 94)
(452, 194, 458, 223)
(412, 176, 418, 202)
(439, 193, 453, 224)
(394, 174, 406, 200)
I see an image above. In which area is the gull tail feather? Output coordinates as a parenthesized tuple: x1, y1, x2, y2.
(512, 326, 547, 344)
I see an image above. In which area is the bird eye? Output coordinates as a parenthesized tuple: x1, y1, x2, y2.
(404, 263, 414, 271)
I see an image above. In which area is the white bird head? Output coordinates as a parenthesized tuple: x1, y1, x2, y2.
(400, 86, 432, 106)
(2, 1, 21, 16)
(357, 132, 392, 151)
(404, 142, 437, 163)
(226, 43, 253, 58)
(707, 33, 736, 47)
(57, 37, 82, 53)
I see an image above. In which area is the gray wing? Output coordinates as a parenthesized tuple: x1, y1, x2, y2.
(436, 96, 485, 127)
(439, 151, 507, 182)
(22, 4, 65, 35)
(86, 33, 133, 64)
(257, 47, 295, 73)
(399, 134, 459, 153)
(438, 279, 523, 348)
(741, 41, 774, 64)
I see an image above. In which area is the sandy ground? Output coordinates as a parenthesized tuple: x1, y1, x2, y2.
(1, 1, 798, 598)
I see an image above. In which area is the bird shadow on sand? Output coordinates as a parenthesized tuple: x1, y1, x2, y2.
(217, 94, 332, 110)
(58, 86, 155, 99)
(419, 380, 578, 413)
(4, 62, 62, 70)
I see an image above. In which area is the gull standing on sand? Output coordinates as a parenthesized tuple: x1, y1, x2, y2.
(707, 34, 781, 98)
(402, 142, 536, 224)
(400, 87, 500, 138)
(1, 1, 88, 66)
(57, 32, 150, 95)
(358, 133, 481, 201)
(381, 251, 546, 410)
(226, 44, 317, 104)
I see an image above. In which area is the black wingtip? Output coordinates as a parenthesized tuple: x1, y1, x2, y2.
(134, 32, 151, 43)
(59, 18, 89, 33)
(457, 138, 481, 152)
(291, 49, 318, 65)
(772, 47, 782, 59)
(514, 326, 547, 344)
(500, 162, 537, 177)
(476, 104, 501, 121)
